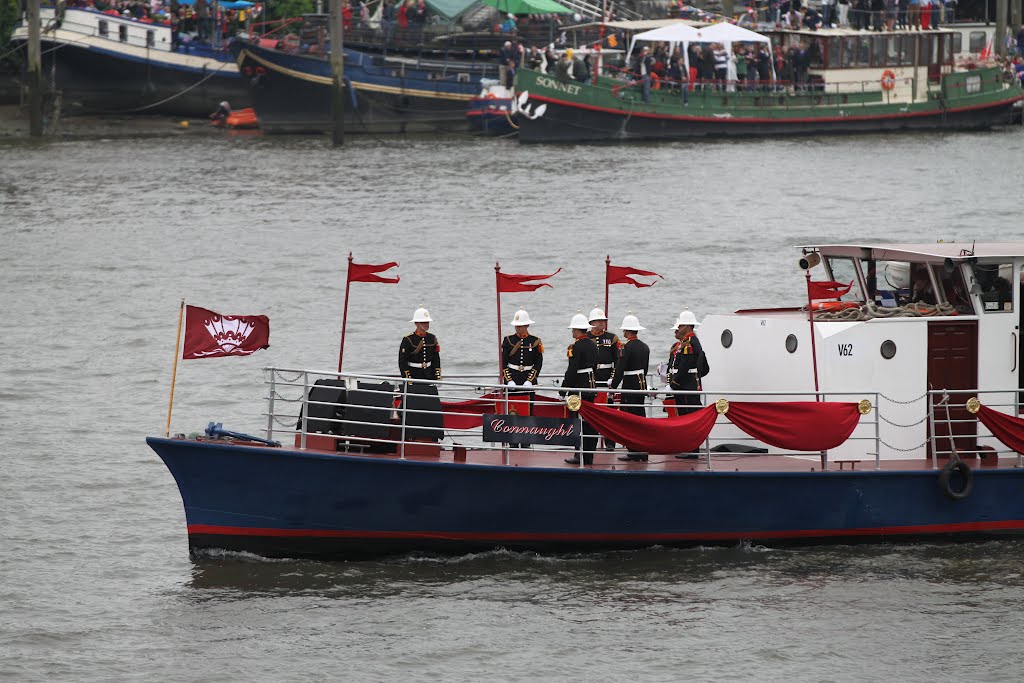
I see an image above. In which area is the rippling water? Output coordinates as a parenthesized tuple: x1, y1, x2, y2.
(3, 129, 1024, 680)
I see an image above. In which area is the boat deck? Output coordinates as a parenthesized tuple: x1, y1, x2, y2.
(282, 441, 1012, 472)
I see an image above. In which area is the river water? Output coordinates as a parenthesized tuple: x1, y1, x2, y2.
(4, 129, 1024, 680)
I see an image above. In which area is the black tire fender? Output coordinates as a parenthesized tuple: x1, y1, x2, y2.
(939, 460, 974, 501)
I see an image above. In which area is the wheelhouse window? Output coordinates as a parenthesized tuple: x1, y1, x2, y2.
(969, 31, 987, 53)
(146, 29, 155, 47)
(98, 20, 108, 37)
(825, 257, 867, 303)
(975, 263, 1014, 312)
(952, 33, 962, 54)
(119, 24, 128, 42)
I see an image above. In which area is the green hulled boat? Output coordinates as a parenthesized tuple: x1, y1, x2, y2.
(515, 25, 1024, 143)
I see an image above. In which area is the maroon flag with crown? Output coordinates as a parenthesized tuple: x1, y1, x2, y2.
(182, 305, 270, 360)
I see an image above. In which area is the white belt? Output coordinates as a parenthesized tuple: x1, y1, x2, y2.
(688, 369, 698, 374)
(596, 363, 614, 370)
(577, 368, 594, 374)
(507, 364, 534, 371)
(624, 370, 645, 376)
(407, 361, 433, 368)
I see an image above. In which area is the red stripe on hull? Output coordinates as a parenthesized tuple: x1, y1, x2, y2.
(189, 520, 1024, 541)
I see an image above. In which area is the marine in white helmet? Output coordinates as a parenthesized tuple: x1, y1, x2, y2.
(667, 308, 708, 459)
(586, 307, 621, 387)
(611, 314, 651, 462)
(562, 313, 599, 465)
(399, 306, 442, 381)
(501, 310, 544, 437)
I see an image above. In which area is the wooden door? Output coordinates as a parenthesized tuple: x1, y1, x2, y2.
(927, 321, 978, 458)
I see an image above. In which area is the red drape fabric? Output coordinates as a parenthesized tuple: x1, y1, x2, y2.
(976, 404, 1024, 454)
(579, 401, 718, 454)
(725, 401, 861, 451)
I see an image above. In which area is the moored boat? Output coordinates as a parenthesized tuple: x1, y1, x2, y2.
(148, 242, 1024, 560)
(10, 6, 249, 117)
(515, 23, 1024, 143)
(466, 79, 516, 134)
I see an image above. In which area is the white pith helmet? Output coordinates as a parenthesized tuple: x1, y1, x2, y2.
(674, 308, 700, 328)
(621, 314, 645, 331)
(410, 307, 433, 323)
(510, 309, 534, 326)
(568, 313, 590, 330)
(588, 307, 607, 322)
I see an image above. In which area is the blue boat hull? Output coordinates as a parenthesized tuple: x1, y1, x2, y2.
(147, 437, 1024, 560)
(231, 41, 483, 134)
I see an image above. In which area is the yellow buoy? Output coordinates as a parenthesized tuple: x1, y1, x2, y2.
(179, 120, 189, 128)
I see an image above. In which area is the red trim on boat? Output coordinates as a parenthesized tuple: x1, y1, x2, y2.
(528, 93, 1024, 123)
(189, 519, 1024, 541)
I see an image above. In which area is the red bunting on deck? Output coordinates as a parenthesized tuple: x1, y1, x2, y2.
(182, 305, 270, 360)
(497, 268, 561, 293)
(724, 401, 862, 452)
(607, 263, 664, 288)
(807, 280, 853, 300)
(975, 404, 1024, 454)
(579, 401, 718, 454)
(348, 260, 400, 284)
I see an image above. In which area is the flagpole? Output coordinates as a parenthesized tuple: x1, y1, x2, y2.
(495, 262, 503, 381)
(604, 254, 611, 317)
(165, 298, 185, 438)
(338, 251, 353, 374)
(806, 271, 821, 398)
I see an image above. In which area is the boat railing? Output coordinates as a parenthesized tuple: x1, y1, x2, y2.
(261, 366, 889, 470)
(928, 388, 1023, 468)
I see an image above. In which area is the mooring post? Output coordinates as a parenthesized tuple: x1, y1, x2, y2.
(26, 0, 43, 137)
(329, 0, 345, 146)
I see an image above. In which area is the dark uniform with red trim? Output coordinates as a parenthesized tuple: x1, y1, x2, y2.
(611, 337, 650, 417)
(399, 331, 442, 381)
(562, 336, 599, 464)
(502, 333, 544, 387)
(668, 331, 703, 414)
(587, 330, 621, 385)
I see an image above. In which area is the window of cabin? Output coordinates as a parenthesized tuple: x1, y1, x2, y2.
(945, 264, 975, 314)
(940, 34, 951, 64)
(119, 24, 128, 42)
(858, 36, 872, 66)
(886, 36, 899, 66)
(98, 20, 108, 37)
(872, 35, 885, 66)
(810, 38, 824, 67)
(975, 263, 1014, 312)
(824, 257, 867, 303)
(900, 35, 915, 64)
(969, 31, 987, 53)
(928, 36, 939, 65)
(828, 37, 840, 68)
(146, 29, 155, 47)
(952, 33, 962, 54)
(842, 37, 857, 67)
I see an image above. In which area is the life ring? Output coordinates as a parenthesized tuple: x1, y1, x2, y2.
(881, 69, 896, 91)
(485, 93, 497, 99)
(812, 301, 860, 311)
(938, 460, 974, 500)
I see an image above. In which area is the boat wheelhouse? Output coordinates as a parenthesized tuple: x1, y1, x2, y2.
(514, 22, 1023, 142)
(148, 242, 1024, 560)
(10, 6, 249, 117)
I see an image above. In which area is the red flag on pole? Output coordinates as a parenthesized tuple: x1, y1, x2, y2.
(182, 305, 270, 360)
(606, 263, 664, 288)
(807, 280, 853, 300)
(496, 268, 561, 292)
(348, 261, 400, 284)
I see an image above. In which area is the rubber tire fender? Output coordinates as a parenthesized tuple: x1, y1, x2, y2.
(938, 460, 974, 501)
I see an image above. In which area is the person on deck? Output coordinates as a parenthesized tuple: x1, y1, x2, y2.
(667, 309, 708, 459)
(209, 100, 230, 124)
(588, 307, 620, 449)
(562, 313, 599, 465)
(399, 307, 442, 382)
(910, 270, 937, 305)
(611, 314, 650, 462)
(502, 309, 544, 443)
(555, 48, 575, 82)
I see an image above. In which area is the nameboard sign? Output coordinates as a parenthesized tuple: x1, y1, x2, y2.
(482, 414, 580, 447)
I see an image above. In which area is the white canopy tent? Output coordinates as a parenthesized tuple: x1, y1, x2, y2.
(627, 20, 775, 84)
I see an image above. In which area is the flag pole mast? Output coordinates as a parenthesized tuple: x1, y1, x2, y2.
(165, 298, 185, 438)
(805, 270, 821, 398)
(604, 254, 611, 316)
(338, 251, 353, 374)
(495, 262, 503, 382)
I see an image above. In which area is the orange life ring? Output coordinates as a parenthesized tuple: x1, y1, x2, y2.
(485, 93, 497, 99)
(812, 301, 860, 311)
(881, 69, 896, 91)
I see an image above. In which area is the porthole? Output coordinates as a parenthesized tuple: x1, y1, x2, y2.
(785, 334, 798, 354)
(721, 329, 733, 349)
(881, 340, 897, 359)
